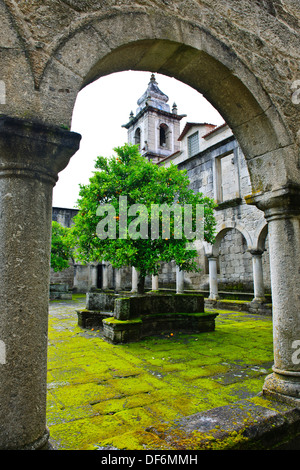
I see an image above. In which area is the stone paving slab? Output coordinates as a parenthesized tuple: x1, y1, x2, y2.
(47, 295, 299, 450)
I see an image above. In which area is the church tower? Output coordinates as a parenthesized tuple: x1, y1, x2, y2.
(122, 74, 186, 163)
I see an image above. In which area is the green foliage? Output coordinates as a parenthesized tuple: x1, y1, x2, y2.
(51, 221, 73, 272)
(71, 144, 217, 283)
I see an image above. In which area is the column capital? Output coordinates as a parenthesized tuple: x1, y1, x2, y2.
(248, 249, 264, 256)
(0, 115, 81, 185)
(245, 184, 300, 221)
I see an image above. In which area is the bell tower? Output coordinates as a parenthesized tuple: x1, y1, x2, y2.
(122, 74, 186, 163)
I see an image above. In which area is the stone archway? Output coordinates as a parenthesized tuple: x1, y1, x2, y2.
(0, 2, 299, 449)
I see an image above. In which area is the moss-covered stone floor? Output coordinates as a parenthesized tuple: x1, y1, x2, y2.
(47, 294, 275, 450)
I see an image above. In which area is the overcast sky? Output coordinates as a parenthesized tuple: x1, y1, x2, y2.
(52, 71, 224, 209)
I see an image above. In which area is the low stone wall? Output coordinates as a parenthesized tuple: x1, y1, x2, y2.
(114, 293, 205, 320)
(205, 298, 272, 316)
(77, 292, 218, 343)
(49, 283, 72, 300)
(77, 310, 112, 329)
(86, 292, 116, 311)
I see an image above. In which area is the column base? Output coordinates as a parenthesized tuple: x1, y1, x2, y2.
(208, 295, 220, 301)
(15, 428, 51, 450)
(263, 371, 300, 407)
(250, 297, 266, 304)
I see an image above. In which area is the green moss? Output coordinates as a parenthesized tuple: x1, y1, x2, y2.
(47, 298, 274, 450)
(202, 429, 250, 450)
(103, 317, 142, 324)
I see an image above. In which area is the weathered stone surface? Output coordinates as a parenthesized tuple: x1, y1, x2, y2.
(86, 292, 116, 312)
(79, 292, 213, 343)
(0, 116, 80, 450)
(77, 309, 111, 329)
(102, 311, 218, 344)
(0, 0, 298, 191)
(169, 398, 300, 449)
(114, 293, 205, 320)
(0, 0, 299, 450)
(102, 317, 143, 344)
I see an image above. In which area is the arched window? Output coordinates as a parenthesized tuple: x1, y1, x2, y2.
(134, 127, 141, 148)
(159, 123, 169, 148)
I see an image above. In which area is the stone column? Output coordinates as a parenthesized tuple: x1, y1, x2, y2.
(115, 269, 122, 292)
(89, 264, 98, 291)
(102, 263, 108, 290)
(73, 263, 80, 292)
(208, 256, 219, 300)
(246, 187, 300, 404)
(176, 266, 184, 294)
(0, 116, 81, 450)
(131, 267, 138, 293)
(152, 275, 159, 291)
(250, 250, 266, 303)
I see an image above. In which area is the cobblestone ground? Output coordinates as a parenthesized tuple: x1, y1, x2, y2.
(47, 295, 274, 450)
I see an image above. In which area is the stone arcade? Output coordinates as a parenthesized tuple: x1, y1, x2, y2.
(0, 0, 299, 450)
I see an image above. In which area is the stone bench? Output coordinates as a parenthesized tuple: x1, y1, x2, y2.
(76, 292, 218, 343)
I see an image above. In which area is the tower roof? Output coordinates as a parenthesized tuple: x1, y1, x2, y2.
(122, 74, 186, 129)
(136, 74, 170, 113)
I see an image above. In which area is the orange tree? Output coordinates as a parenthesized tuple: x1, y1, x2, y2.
(51, 221, 73, 272)
(70, 144, 216, 293)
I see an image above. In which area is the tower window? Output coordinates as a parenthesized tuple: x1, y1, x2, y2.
(159, 124, 169, 148)
(134, 128, 141, 148)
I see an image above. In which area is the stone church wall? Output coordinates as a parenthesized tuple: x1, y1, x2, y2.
(178, 132, 271, 293)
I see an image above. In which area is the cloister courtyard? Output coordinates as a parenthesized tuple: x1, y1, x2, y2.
(46, 294, 285, 451)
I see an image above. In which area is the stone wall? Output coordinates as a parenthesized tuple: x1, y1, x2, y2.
(218, 229, 253, 291)
(50, 263, 75, 290)
(178, 129, 271, 293)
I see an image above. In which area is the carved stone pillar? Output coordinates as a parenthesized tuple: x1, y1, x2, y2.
(0, 116, 81, 449)
(246, 186, 300, 404)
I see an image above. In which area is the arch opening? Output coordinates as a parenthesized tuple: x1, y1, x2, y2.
(159, 123, 168, 148)
(134, 127, 141, 148)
